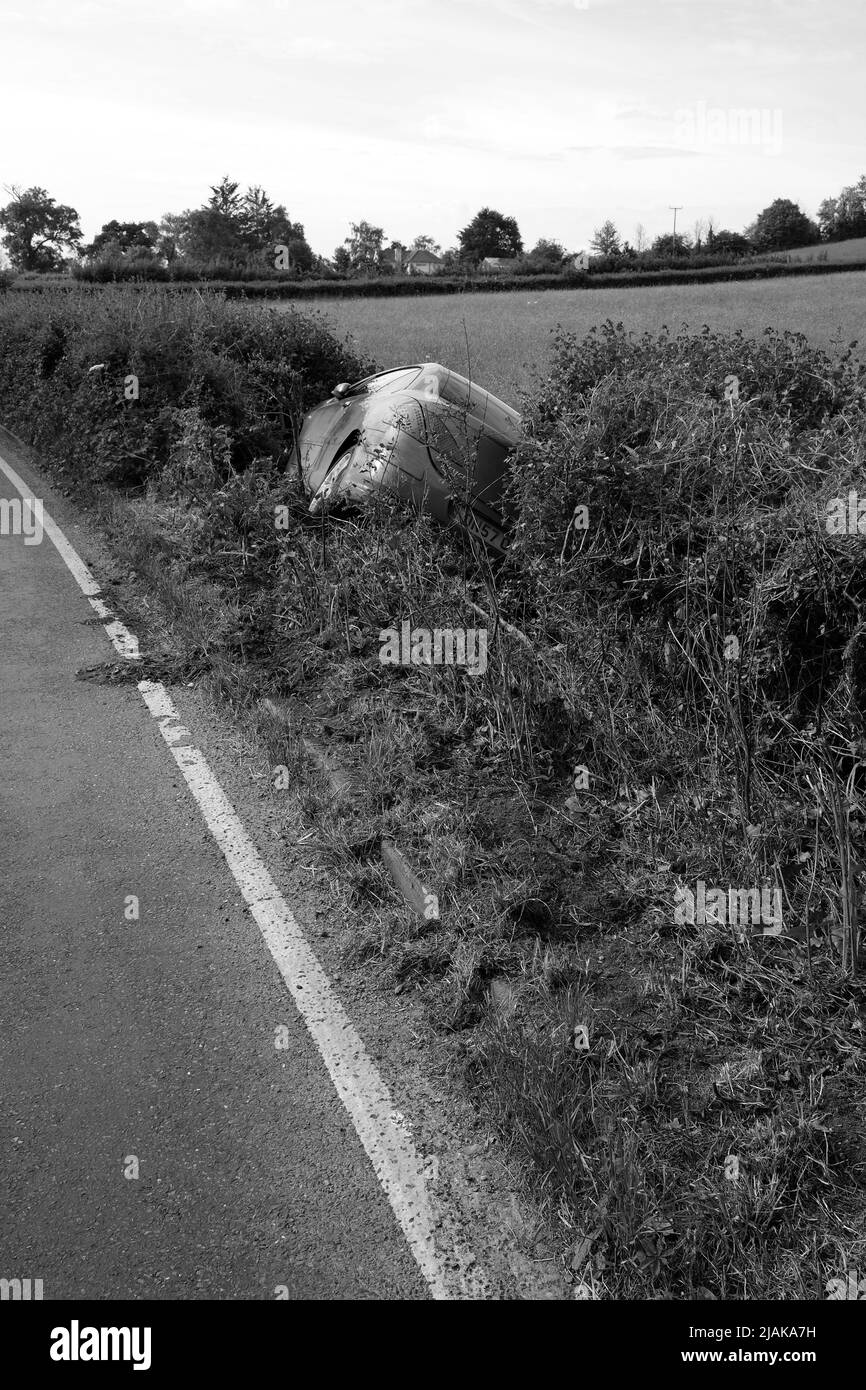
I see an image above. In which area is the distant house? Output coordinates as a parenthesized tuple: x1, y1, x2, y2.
(378, 242, 442, 275)
(379, 241, 405, 272)
(480, 256, 519, 274)
(568, 251, 590, 270)
(404, 247, 441, 276)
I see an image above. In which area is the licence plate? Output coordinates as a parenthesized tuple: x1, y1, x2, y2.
(465, 512, 508, 552)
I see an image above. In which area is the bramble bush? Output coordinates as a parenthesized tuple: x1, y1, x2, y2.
(466, 324, 866, 1296)
(504, 321, 866, 727)
(0, 285, 373, 488)
(494, 321, 866, 958)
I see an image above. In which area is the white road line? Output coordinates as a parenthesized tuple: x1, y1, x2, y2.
(0, 449, 490, 1301)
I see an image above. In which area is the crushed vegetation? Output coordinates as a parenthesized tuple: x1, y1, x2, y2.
(2, 288, 864, 1298)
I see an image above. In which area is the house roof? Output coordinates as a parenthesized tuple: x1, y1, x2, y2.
(378, 244, 441, 266)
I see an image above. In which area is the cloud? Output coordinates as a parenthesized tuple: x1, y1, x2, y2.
(419, 113, 564, 161)
(566, 143, 705, 160)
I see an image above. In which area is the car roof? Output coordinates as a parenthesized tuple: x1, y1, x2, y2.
(355, 363, 518, 416)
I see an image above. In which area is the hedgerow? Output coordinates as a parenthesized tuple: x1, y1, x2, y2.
(18, 256, 866, 300)
(0, 286, 373, 488)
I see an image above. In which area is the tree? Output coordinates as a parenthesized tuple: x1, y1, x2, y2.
(817, 197, 839, 242)
(651, 231, 692, 256)
(527, 237, 565, 267)
(745, 198, 818, 252)
(85, 220, 158, 259)
(332, 246, 352, 274)
(589, 220, 620, 256)
(458, 207, 522, 262)
(239, 186, 302, 250)
(157, 180, 315, 271)
(238, 185, 276, 246)
(543, 237, 567, 262)
(169, 177, 249, 262)
(0, 186, 83, 270)
(281, 237, 315, 274)
(157, 212, 189, 262)
(634, 222, 648, 253)
(344, 220, 384, 272)
(182, 206, 245, 262)
(706, 228, 751, 257)
(237, 187, 313, 268)
(817, 177, 866, 241)
(208, 176, 243, 219)
(411, 233, 441, 255)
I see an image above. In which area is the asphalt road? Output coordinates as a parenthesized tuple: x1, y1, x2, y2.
(0, 441, 426, 1300)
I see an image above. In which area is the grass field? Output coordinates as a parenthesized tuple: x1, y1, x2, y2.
(282, 269, 866, 403)
(759, 236, 866, 265)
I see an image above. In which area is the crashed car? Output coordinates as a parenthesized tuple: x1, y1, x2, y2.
(292, 363, 521, 553)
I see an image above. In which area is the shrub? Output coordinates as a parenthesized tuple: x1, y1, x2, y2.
(502, 320, 866, 797)
(0, 285, 375, 488)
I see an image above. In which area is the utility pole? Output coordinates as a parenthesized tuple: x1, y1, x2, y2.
(669, 205, 683, 254)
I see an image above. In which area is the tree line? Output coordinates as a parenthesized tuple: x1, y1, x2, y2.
(1, 175, 865, 278)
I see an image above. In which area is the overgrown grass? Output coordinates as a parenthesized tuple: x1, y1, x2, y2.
(2, 290, 864, 1299)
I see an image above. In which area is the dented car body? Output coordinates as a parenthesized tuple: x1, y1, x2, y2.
(292, 363, 521, 552)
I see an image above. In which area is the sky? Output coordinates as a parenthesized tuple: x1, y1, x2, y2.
(1, 0, 864, 257)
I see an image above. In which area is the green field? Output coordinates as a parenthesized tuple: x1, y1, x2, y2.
(282, 270, 866, 403)
(759, 235, 866, 265)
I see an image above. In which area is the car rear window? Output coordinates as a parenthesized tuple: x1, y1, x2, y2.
(364, 368, 422, 395)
